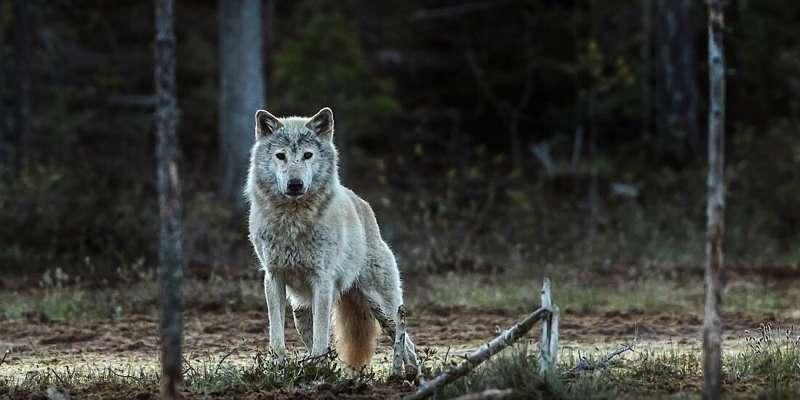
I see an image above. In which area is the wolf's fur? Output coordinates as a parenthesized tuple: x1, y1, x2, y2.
(245, 107, 418, 370)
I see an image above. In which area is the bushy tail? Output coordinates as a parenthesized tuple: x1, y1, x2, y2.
(333, 291, 379, 369)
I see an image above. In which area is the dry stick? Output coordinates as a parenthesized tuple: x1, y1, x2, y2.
(404, 307, 550, 400)
(392, 305, 408, 377)
(212, 345, 239, 376)
(47, 367, 71, 400)
(566, 342, 635, 375)
(0, 349, 9, 368)
(548, 304, 560, 370)
(450, 388, 515, 400)
(538, 278, 553, 375)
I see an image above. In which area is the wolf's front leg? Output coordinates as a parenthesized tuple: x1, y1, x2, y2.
(311, 279, 334, 356)
(264, 274, 287, 360)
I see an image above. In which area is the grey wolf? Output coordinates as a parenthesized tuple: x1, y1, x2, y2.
(245, 107, 418, 371)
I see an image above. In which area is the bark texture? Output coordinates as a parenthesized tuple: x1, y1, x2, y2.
(218, 0, 265, 211)
(538, 277, 558, 374)
(0, 5, 5, 162)
(154, 0, 184, 398)
(704, 1, 726, 399)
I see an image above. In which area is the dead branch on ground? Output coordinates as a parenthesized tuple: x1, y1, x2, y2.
(0, 349, 9, 368)
(405, 306, 550, 400)
(451, 388, 514, 400)
(565, 342, 636, 376)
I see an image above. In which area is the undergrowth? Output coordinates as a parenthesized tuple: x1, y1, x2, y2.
(2, 329, 799, 399)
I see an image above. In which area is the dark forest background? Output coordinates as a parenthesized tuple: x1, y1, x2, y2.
(1, 0, 798, 282)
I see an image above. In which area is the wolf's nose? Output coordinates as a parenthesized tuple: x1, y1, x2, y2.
(286, 179, 304, 195)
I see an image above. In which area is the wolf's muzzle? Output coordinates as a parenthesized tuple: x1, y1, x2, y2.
(286, 179, 305, 197)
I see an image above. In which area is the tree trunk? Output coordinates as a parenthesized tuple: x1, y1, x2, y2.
(0, 5, 6, 163)
(640, 0, 653, 138)
(154, 0, 184, 398)
(655, 0, 698, 161)
(218, 0, 265, 211)
(703, 1, 726, 399)
(12, 0, 32, 167)
(587, 87, 599, 239)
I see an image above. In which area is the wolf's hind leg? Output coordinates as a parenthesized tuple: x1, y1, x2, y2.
(292, 306, 313, 352)
(370, 298, 420, 374)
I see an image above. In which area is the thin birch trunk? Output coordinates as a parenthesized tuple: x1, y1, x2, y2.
(0, 5, 5, 163)
(218, 0, 264, 211)
(704, 1, 726, 399)
(154, 0, 184, 398)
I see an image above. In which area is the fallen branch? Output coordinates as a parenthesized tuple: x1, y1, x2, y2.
(108, 368, 148, 386)
(212, 346, 239, 376)
(404, 306, 550, 400)
(47, 367, 71, 400)
(0, 349, 9, 368)
(451, 388, 514, 400)
(566, 342, 635, 376)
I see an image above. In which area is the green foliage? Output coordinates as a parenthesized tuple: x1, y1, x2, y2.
(272, 10, 398, 142)
(414, 272, 800, 316)
(727, 324, 800, 397)
(3, 0, 800, 276)
(0, 163, 157, 275)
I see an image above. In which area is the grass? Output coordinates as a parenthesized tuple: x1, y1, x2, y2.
(3, 263, 798, 322)
(2, 324, 799, 398)
(1, 350, 350, 399)
(0, 270, 265, 321)
(413, 272, 800, 316)
(2, 269, 799, 398)
(436, 327, 800, 399)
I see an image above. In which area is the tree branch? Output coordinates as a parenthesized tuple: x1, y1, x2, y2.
(405, 306, 551, 400)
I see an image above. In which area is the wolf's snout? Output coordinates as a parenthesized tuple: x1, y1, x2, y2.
(286, 179, 305, 196)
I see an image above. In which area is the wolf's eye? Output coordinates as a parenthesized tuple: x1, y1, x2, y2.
(303, 152, 313, 160)
(275, 153, 286, 161)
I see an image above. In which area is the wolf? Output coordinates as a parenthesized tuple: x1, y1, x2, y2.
(245, 107, 419, 371)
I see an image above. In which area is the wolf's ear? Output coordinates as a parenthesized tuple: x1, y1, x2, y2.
(306, 107, 334, 140)
(255, 110, 282, 140)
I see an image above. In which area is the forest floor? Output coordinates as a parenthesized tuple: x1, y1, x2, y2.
(1, 266, 800, 399)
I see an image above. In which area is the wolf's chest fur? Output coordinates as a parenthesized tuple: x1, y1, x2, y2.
(256, 212, 334, 281)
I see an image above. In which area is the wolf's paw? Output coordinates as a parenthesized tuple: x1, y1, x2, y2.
(268, 350, 287, 365)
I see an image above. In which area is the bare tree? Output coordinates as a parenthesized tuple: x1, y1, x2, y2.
(154, 0, 184, 398)
(704, 1, 726, 399)
(0, 5, 6, 163)
(654, 0, 699, 160)
(218, 0, 265, 211)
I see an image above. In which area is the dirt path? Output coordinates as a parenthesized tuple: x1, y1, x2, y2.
(1, 306, 781, 373)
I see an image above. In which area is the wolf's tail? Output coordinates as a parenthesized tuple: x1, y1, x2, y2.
(333, 290, 379, 369)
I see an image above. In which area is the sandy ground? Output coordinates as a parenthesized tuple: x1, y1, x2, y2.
(0, 305, 783, 379)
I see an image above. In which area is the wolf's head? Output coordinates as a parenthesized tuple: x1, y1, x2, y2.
(247, 107, 338, 204)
